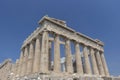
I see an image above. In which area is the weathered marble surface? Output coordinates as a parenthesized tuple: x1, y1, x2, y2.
(0, 16, 119, 80)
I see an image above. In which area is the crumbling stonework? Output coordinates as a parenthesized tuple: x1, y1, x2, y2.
(0, 59, 13, 80)
(0, 16, 120, 80)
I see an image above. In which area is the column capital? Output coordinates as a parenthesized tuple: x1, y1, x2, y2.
(74, 40, 79, 44)
(21, 46, 25, 51)
(52, 32, 61, 36)
(65, 38, 70, 43)
(80, 42, 89, 48)
(90, 47, 95, 52)
(36, 34, 41, 39)
(43, 29, 49, 32)
(30, 40, 35, 44)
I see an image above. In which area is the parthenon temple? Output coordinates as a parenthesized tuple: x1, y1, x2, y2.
(0, 16, 120, 80)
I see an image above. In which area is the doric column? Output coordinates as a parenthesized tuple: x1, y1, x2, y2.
(22, 46, 29, 76)
(75, 42, 83, 74)
(96, 50, 105, 76)
(65, 39, 73, 73)
(83, 45, 92, 74)
(90, 48, 99, 75)
(100, 52, 110, 76)
(18, 51, 24, 76)
(33, 35, 41, 73)
(48, 41, 52, 70)
(21, 49, 25, 76)
(40, 30, 49, 73)
(27, 41, 35, 74)
(54, 34, 61, 73)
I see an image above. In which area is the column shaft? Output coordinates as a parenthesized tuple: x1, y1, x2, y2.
(21, 50, 25, 76)
(40, 31, 49, 73)
(65, 39, 73, 73)
(83, 46, 92, 74)
(75, 42, 83, 74)
(27, 41, 34, 74)
(23, 46, 29, 76)
(100, 52, 110, 76)
(54, 34, 61, 72)
(48, 42, 52, 70)
(18, 51, 24, 76)
(96, 51, 105, 76)
(90, 48, 99, 75)
(33, 36, 41, 73)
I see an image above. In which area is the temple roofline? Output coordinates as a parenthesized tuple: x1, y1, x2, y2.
(22, 16, 104, 48)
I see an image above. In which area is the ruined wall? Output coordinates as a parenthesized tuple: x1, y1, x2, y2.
(0, 59, 13, 80)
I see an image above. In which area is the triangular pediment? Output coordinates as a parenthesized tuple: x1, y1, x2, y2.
(22, 15, 104, 49)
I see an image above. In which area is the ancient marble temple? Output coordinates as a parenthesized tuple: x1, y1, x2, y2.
(0, 16, 120, 80)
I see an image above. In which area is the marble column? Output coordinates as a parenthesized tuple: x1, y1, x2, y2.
(27, 41, 35, 74)
(18, 51, 24, 76)
(22, 46, 29, 76)
(54, 34, 61, 73)
(40, 30, 49, 73)
(75, 42, 83, 74)
(96, 50, 105, 76)
(83, 45, 92, 74)
(100, 52, 110, 76)
(48, 42, 52, 70)
(21, 50, 25, 76)
(65, 39, 73, 73)
(90, 48, 99, 75)
(33, 35, 41, 73)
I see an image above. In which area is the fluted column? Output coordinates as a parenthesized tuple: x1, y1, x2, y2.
(90, 48, 99, 75)
(18, 51, 24, 76)
(22, 46, 29, 76)
(33, 35, 41, 73)
(27, 41, 35, 74)
(75, 42, 83, 74)
(54, 34, 61, 73)
(65, 39, 73, 73)
(40, 30, 49, 73)
(96, 50, 105, 76)
(21, 49, 25, 76)
(83, 45, 92, 74)
(100, 52, 110, 76)
(48, 42, 52, 70)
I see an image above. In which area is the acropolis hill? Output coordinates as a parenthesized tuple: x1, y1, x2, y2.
(0, 16, 120, 80)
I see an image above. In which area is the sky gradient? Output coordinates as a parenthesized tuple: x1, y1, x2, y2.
(0, 0, 120, 76)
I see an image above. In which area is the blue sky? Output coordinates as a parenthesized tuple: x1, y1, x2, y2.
(0, 0, 120, 76)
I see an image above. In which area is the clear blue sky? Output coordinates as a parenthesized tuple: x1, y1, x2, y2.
(0, 0, 120, 76)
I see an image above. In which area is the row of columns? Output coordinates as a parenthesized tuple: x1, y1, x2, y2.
(17, 30, 109, 77)
(52, 34, 109, 76)
(17, 30, 48, 76)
